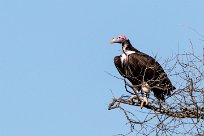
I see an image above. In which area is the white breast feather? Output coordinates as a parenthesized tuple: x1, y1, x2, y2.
(121, 53, 126, 64)
(126, 50, 136, 55)
(120, 51, 136, 64)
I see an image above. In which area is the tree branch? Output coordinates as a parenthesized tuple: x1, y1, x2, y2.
(108, 98, 204, 119)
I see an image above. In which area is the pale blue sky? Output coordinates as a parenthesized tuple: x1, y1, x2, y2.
(0, 0, 203, 136)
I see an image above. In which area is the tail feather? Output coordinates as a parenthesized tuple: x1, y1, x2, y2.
(152, 86, 176, 101)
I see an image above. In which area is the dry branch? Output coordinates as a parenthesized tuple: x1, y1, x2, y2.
(108, 98, 204, 119)
(108, 45, 204, 135)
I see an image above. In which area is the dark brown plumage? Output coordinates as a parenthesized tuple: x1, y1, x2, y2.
(112, 36, 176, 101)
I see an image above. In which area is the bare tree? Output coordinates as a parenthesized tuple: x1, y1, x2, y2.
(108, 43, 204, 136)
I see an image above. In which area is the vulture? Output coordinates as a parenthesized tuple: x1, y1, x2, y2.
(110, 35, 176, 105)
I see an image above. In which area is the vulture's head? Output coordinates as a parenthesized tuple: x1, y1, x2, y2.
(110, 35, 128, 44)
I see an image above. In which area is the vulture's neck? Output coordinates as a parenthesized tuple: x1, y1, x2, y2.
(122, 40, 139, 55)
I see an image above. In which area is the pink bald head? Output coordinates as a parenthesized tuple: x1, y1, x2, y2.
(110, 35, 128, 44)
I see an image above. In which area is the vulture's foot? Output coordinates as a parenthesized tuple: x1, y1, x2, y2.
(128, 95, 145, 105)
(127, 95, 138, 104)
(141, 82, 150, 108)
(140, 97, 148, 108)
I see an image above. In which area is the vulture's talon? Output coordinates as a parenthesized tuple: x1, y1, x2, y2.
(140, 97, 148, 108)
(143, 97, 148, 105)
(128, 95, 137, 104)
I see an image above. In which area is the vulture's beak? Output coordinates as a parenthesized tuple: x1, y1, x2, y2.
(110, 38, 116, 44)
